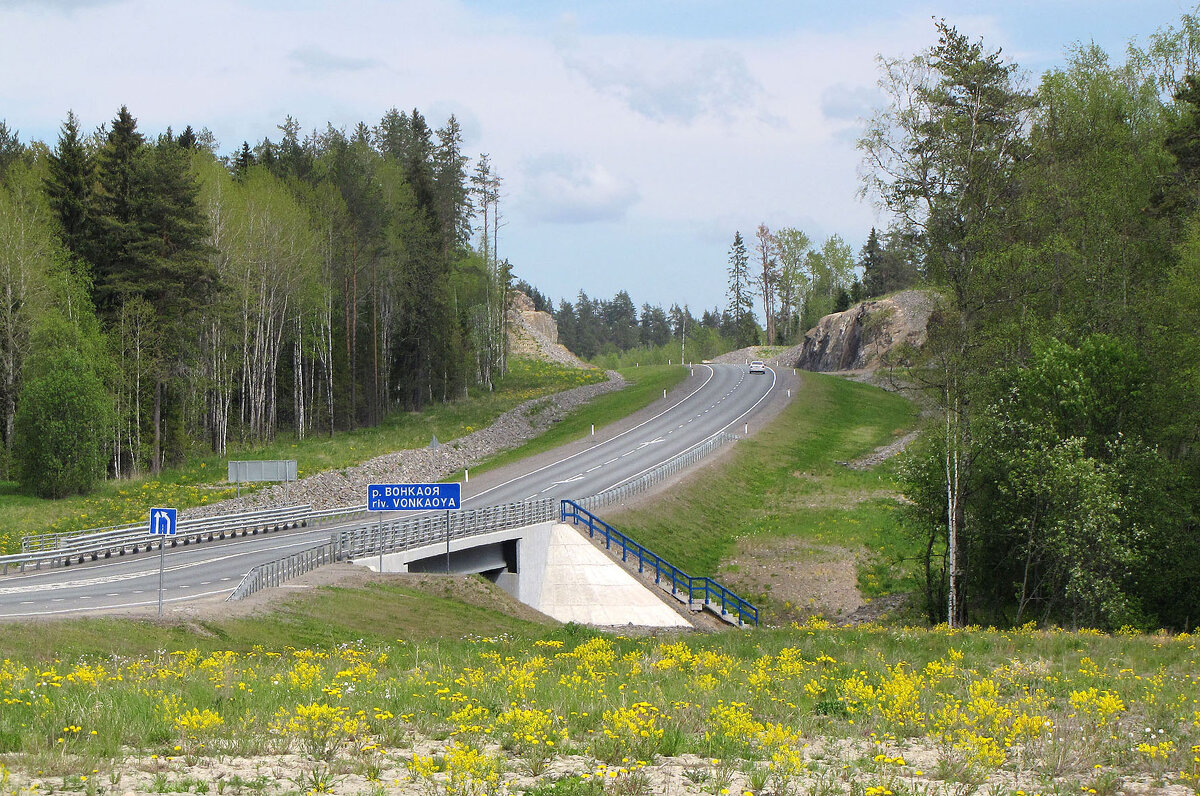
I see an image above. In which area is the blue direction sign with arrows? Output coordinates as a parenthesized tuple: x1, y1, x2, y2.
(149, 507, 178, 536)
(368, 483, 461, 512)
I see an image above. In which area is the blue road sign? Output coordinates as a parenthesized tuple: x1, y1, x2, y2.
(149, 507, 178, 536)
(368, 483, 461, 512)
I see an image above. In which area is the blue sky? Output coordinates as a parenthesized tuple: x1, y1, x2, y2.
(0, 0, 1194, 313)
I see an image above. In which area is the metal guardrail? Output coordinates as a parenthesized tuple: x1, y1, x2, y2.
(309, 504, 369, 523)
(578, 432, 738, 512)
(60, 505, 312, 549)
(228, 499, 556, 600)
(226, 432, 744, 602)
(228, 540, 342, 598)
(1, 504, 315, 575)
(561, 499, 758, 626)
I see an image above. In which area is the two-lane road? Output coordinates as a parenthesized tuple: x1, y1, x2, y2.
(0, 364, 777, 618)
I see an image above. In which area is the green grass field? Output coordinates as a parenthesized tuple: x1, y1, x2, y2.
(0, 582, 1196, 793)
(606, 371, 921, 613)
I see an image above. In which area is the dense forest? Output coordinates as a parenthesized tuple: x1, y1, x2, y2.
(0, 107, 509, 496)
(522, 223, 920, 366)
(856, 18, 1200, 631)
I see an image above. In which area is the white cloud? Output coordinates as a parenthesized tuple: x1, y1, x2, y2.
(0, 0, 121, 10)
(821, 83, 883, 123)
(521, 155, 640, 223)
(560, 38, 765, 124)
(0, 0, 977, 309)
(288, 44, 383, 76)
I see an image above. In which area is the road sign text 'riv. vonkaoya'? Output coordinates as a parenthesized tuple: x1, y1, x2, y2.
(367, 483, 461, 512)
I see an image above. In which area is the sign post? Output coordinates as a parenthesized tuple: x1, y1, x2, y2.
(148, 507, 178, 617)
(366, 483, 462, 574)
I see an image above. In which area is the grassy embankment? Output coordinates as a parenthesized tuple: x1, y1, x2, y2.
(0, 583, 1197, 793)
(0, 362, 683, 554)
(607, 370, 921, 618)
(453, 364, 687, 480)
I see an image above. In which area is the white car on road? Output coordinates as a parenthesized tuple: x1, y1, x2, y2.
(749, 360, 766, 374)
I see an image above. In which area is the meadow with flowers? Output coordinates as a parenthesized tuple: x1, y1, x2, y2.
(1, 587, 1199, 796)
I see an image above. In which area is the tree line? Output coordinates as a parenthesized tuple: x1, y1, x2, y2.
(859, 17, 1200, 630)
(518, 219, 924, 368)
(724, 224, 921, 349)
(0, 107, 510, 496)
(551, 289, 733, 363)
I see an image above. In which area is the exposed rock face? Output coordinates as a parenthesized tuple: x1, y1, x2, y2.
(794, 289, 936, 372)
(507, 291, 590, 368)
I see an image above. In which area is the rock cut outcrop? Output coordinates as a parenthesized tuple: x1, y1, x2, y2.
(507, 290, 591, 368)
(793, 289, 936, 372)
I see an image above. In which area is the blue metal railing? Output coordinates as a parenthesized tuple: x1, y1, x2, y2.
(559, 499, 759, 626)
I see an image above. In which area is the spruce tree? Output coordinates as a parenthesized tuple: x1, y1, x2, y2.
(0, 121, 23, 179)
(176, 125, 197, 149)
(90, 105, 145, 315)
(45, 111, 94, 263)
(434, 115, 472, 254)
(860, 227, 883, 296)
(726, 231, 756, 347)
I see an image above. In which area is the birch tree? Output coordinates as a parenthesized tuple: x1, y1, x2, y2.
(0, 162, 54, 474)
(860, 20, 1032, 626)
(753, 224, 778, 344)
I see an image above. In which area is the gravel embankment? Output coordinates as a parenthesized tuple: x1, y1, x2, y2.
(187, 372, 625, 517)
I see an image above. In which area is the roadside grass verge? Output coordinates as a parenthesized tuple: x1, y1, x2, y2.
(0, 576, 551, 662)
(0, 584, 1196, 792)
(455, 364, 688, 479)
(0, 359, 607, 552)
(605, 371, 921, 618)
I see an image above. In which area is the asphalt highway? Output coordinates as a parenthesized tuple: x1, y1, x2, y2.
(0, 363, 777, 618)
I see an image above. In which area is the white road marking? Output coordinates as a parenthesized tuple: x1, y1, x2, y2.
(465, 366, 718, 503)
(0, 535, 334, 595)
(597, 365, 777, 494)
(0, 587, 235, 618)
